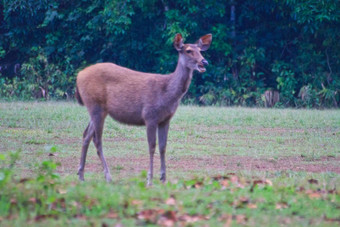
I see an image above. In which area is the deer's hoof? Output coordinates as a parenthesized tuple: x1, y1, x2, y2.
(106, 178, 112, 183)
(160, 174, 166, 183)
(105, 173, 112, 183)
(147, 178, 153, 187)
(77, 171, 85, 181)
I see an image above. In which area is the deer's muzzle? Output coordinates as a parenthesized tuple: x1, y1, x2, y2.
(197, 59, 208, 73)
(202, 59, 209, 66)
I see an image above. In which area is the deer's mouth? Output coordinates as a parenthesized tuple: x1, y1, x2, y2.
(197, 63, 206, 73)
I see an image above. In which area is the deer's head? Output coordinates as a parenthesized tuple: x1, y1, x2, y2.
(174, 33, 212, 73)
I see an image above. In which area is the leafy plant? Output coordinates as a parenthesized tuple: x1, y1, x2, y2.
(19, 47, 74, 99)
(0, 150, 20, 189)
(272, 61, 297, 106)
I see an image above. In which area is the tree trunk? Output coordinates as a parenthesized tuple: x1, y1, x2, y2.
(230, 0, 238, 80)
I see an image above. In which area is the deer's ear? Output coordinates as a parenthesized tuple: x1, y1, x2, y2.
(196, 34, 212, 51)
(174, 33, 184, 51)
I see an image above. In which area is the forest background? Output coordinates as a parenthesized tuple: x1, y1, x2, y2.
(0, 0, 339, 108)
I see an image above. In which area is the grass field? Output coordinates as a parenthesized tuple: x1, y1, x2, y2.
(0, 101, 340, 226)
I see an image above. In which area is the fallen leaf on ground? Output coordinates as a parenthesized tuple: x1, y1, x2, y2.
(235, 214, 248, 225)
(106, 211, 118, 219)
(71, 201, 81, 209)
(239, 197, 249, 203)
(327, 189, 336, 194)
(138, 209, 164, 223)
(251, 179, 273, 192)
(220, 179, 229, 187)
(298, 186, 305, 192)
(265, 179, 273, 186)
(57, 188, 67, 194)
(308, 192, 322, 199)
(10, 198, 17, 205)
(19, 178, 31, 183)
(74, 214, 87, 220)
(151, 197, 163, 202)
(253, 179, 272, 187)
(247, 203, 257, 209)
(308, 179, 318, 184)
(324, 216, 340, 223)
(157, 210, 177, 227)
(230, 175, 239, 183)
(233, 196, 250, 208)
(165, 197, 176, 206)
(179, 214, 208, 223)
(157, 218, 175, 227)
(28, 197, 37, 203)
(162, 211, 177, 221)
(35, 214, 57, 222)
(195, 181, 203, 188)
(276, 202, 288, 209)
(131, 200, 143, 206)
(219, 214, 232, 227)
(213, 175, 229, 181)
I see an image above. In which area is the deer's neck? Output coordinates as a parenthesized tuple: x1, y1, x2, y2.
(168, 55, 193, 100)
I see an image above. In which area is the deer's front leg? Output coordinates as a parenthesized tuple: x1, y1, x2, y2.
(158, 121, 169, 183)
(146, 123, 157, 186)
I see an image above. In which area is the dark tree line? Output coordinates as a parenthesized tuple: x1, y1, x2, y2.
(0, 0, 339, 107)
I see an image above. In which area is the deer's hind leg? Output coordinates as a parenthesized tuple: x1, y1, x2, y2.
(91, 106, 112, 182)
(78, 121, 95, 181)
(158, 120, 169, 183)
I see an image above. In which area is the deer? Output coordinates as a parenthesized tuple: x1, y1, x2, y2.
(75, 33, 212, 186)
(263, 90, 280, 108)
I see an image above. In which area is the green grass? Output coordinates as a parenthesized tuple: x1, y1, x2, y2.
(0, 101, 340, 226)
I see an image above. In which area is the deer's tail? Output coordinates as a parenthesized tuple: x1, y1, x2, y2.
(75, 85, 84, 106)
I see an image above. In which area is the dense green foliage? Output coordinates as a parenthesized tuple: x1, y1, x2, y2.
(0, 0, 339, 107)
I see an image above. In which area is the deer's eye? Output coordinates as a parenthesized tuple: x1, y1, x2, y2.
(186, 50, 192, 54)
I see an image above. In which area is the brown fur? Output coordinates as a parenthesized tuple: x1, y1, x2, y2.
(264, 90, 280, 107)
(75, 85, 84, 106)
(76, 33, 212, 185)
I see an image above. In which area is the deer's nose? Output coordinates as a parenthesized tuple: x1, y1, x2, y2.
(202, 59, 209, 66)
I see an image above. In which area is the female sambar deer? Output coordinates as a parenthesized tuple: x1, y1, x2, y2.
(75, 33, 212, 185)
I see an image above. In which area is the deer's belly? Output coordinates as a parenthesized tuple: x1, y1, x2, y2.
(107, 104, 145, 126)
(108, 111, 145, 126)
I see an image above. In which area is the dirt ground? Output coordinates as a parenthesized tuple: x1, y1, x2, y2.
(55, 154, 340, 179)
